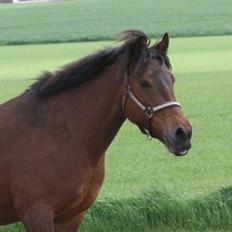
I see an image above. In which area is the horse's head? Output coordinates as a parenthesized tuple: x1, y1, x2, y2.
(122, 31, 192, 156)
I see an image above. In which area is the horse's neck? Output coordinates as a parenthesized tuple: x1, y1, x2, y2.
(46, 67, 126, 160)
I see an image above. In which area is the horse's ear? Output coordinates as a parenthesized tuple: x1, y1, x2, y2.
(153, 33, 169, 53)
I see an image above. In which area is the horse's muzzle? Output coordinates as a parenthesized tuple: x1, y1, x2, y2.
(164, 125, 192, 156)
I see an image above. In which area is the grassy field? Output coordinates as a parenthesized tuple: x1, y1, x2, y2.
(0, 35, 232, 231)
(0, 0, 232, 45)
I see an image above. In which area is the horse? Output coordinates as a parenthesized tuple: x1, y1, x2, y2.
(0, 30, 192, 231)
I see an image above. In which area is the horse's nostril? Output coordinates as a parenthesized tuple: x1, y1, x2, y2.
(175, 126, 187, 140)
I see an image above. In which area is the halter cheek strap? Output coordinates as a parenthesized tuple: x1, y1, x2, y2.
(122, 73, 182, 139)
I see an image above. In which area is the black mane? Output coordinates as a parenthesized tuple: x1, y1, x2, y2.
(29, 30, 171, 99)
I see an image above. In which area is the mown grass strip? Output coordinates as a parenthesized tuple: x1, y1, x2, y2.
(0, 0, 232, 45)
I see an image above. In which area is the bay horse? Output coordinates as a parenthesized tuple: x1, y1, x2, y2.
(0, 30, 192, 231)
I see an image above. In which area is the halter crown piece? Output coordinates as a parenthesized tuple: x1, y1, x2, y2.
(122, 70, 182, 139)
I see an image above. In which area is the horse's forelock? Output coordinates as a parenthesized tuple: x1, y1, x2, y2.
(118, 30, 151, 72)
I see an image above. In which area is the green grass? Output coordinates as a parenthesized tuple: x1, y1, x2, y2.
(0, 35, 232, 231)
(0, 0, 232, 45)
(3, 187, 232, 232)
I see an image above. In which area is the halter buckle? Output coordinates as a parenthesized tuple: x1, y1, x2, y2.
(145, 107, 153, 119)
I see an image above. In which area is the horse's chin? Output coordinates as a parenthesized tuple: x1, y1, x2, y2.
(148, 132, 188, 156)
(163, 136, 189, 156)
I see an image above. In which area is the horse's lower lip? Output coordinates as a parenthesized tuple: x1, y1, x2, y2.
(175, 150, 188, 156)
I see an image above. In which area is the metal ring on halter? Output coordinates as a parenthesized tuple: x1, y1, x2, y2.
(144, 107, 154, 119)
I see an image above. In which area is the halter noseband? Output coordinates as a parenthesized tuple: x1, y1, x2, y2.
(122, 70, 181, 139)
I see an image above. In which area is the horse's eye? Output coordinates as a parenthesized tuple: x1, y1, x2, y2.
(139, 80, 151, 88)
